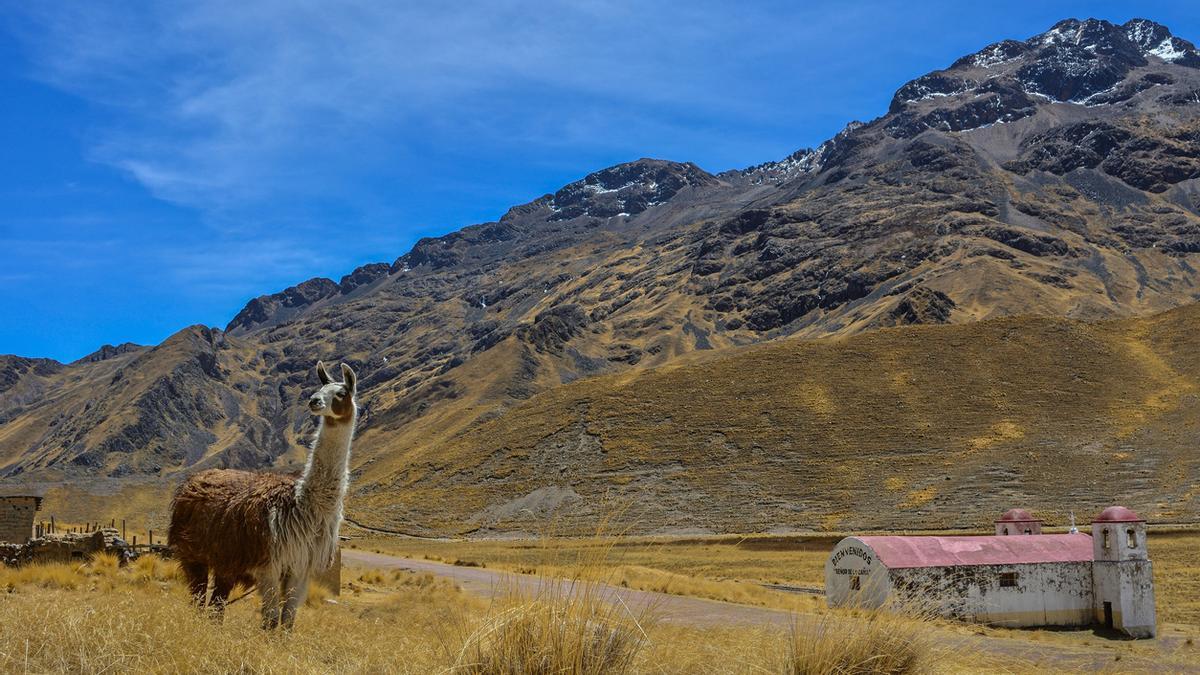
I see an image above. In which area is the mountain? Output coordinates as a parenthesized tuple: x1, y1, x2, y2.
(359, 301, 1200, 534)
(3, 18, 1199, 534)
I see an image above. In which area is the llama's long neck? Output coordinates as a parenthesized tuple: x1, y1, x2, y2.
(296, 410, 356, 518)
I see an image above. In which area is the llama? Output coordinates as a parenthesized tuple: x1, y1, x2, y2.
(168, 360, 357, 629)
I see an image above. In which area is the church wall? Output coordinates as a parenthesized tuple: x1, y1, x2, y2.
(824, 536, 893, 608)
(889, 561, 1094, 627)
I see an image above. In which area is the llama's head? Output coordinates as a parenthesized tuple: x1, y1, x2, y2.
(309, 360, 357, 423)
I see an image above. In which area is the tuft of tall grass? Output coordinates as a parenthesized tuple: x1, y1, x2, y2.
(129, 553, 180, 585)
(451, 581, 654, 675)
(0, 562, 84, 591)
(450, 524, 658, 675)
(780, 603, 935, 675)
(0, 553, 179, 595)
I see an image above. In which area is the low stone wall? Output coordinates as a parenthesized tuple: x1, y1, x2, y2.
(1, 528, 133, 567)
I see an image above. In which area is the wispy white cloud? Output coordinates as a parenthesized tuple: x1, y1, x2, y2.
(156, 237, 340, 297)
(11, 1, 849, 211)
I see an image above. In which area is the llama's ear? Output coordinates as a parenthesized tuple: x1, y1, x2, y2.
(341, 363, 357, 393)
(317, 360, 333, 385)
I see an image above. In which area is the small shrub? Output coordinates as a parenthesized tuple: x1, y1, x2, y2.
(129, 554, 180, 585)
(781, 605, 933, 675)
(89, 552, 121, 578)
(452, 580, 655, 675)
(305, 580, 333, 607)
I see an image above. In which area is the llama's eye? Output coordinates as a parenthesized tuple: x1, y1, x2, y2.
(336, 392, 345, 398)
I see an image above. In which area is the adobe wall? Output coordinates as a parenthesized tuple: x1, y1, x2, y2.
(0, 497, 38, 545)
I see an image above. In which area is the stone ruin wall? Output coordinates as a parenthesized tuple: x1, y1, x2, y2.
(0, 497, 38, 545)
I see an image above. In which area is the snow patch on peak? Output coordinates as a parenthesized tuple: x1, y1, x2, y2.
(1150, 37, 1188, 62)
(737, 148, 820, 185)
(1122, 18, 1170, 51)
(545, 160, 714, 221)
(1038, 23, 1078, 47)
(973, 44, 1017, 68)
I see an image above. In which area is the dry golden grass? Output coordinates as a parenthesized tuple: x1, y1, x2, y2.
(5, 549, 1187, 674)
(356, 529, 1200, 628)
(0, 554, 917, 674)
(451, 581, 654, 674)
(0, 555, 473, 673)
(440, 538, 994, 675)
(371, 534, 823, 612)
(351, 532, 832, 598)
(1150, 530, 1200, 626)
(781, 607, 932, 675)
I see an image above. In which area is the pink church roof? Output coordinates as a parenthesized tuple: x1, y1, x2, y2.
(854, 534, 1094, 569)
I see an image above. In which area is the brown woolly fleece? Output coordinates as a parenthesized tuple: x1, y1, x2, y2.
(169, 468, 298, 600)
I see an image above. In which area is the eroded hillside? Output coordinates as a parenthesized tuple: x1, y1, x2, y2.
(356, 302, 1200, 535)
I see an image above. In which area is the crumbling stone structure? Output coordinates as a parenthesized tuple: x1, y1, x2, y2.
(0, 496, 41, 545)
(1, 528, 135, 567)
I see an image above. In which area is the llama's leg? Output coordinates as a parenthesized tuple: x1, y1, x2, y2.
(180, 561, 209, 607)
(257, 571, 282, 629)
(280, 572, 309, 630)
(209, 575, 239, 621)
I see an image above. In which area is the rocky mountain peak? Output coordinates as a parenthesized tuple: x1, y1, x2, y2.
(226, 277, 340, 333)
(884, 18, 1200, 139)
(71, 342, 145, 365)
(547, 159, 715, 221)
(732, 121, 865, 185)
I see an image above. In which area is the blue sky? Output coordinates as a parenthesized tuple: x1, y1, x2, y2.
(2, 1, 1197, 361)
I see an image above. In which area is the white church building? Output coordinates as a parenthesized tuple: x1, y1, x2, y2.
(825, 506, 1156, 638)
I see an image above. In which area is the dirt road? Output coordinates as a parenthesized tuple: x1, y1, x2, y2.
(343, 548, 1197, 673)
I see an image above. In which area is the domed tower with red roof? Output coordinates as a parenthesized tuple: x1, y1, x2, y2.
(994, 508, 1043, 535)
(1091, 506, 1156, 638)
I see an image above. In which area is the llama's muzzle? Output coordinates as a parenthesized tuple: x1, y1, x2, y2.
(308, 397, 325, 412)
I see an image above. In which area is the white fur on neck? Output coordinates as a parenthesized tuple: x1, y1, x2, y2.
(270, 407, 357, 577)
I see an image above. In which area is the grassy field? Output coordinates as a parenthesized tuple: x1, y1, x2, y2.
(0, 553, 1066, 674)
(3, 550, 1195, 673)
(350, 528, 1200, 627)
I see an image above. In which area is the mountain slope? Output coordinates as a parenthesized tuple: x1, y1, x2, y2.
(3, 18, 1200, 534)
(354, 301, 1200, 534)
